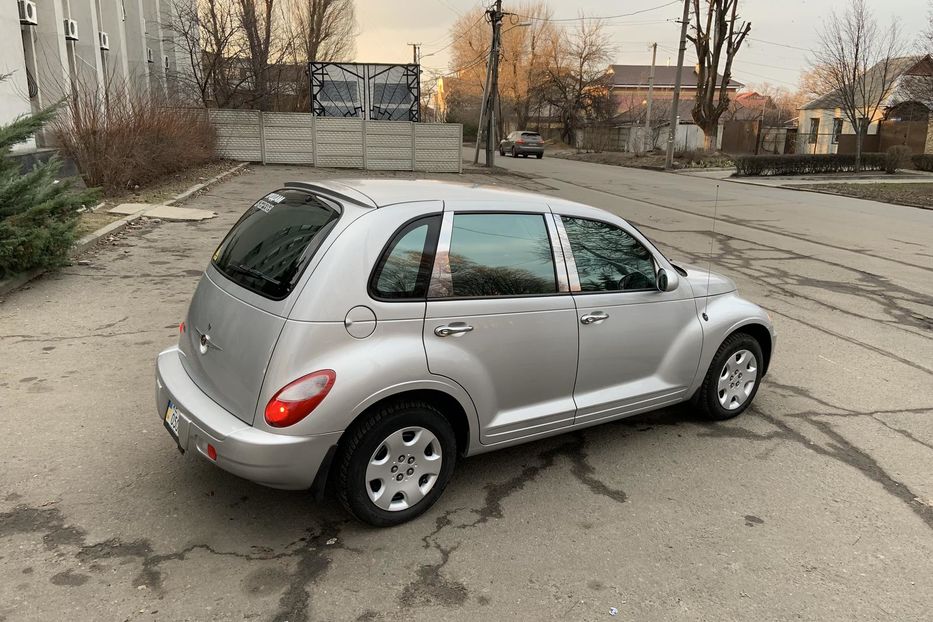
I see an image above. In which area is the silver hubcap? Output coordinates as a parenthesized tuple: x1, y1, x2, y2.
(365, 427, 442, 512)
(717, 349, 758, 410)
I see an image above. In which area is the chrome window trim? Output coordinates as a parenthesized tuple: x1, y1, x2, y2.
(544, 213, 570, 293)
(427, 210, 454, 298)
(552, 215, 581, 292)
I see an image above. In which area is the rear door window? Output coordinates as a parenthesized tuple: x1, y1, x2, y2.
(212, 189, 340, 300)
(446, 213, 557, 297)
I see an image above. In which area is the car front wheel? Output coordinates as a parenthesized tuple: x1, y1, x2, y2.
(694, 332, 763, 420)
(334, 400, 457, 526)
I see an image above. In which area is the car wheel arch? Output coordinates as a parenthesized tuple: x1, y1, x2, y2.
(344, 385, 474, 456)
(729, 323, 772, 376)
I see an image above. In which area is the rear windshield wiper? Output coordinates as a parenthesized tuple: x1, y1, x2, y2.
(228, 263, 280, 285)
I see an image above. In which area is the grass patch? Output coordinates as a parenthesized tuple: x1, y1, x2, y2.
(801, 182, 933, 209)
(75, 211, 123, 238)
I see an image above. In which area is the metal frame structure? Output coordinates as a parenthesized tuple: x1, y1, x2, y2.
(310, 62, 420, 121)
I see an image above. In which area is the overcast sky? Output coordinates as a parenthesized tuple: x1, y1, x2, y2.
(353, 0, 930, 91)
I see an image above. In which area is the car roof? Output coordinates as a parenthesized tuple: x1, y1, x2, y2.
(285, 178, 587, 211)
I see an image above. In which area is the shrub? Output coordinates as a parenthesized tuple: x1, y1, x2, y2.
(884, 145, 912, 174)
(912, 154, 933, 172)
(0, 104, 99, 279)
(734, 153, 886, 176)
(52, 87, 217, 195)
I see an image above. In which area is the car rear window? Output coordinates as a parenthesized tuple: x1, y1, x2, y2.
(212, 189, 340, 300)
(521, 132, 541, 139)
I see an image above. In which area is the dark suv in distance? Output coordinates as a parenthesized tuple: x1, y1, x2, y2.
(499, 131, 544, 158)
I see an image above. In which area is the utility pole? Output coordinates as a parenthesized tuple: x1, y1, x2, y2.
(473, 0, 504, 167)
(644, 42, 657, 153)
(665, 0, 691, 170)
(408, 42, 421, 65)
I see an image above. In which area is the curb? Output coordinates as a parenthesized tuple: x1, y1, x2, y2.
(164, 162, 249, 206)
(0, 161, 250, 299)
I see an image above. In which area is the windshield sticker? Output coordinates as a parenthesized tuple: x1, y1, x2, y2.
(255, 199, 275, 213)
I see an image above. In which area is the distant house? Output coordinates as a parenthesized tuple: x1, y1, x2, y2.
(797, 55, 933, 155)
(606, 64, 744, 152)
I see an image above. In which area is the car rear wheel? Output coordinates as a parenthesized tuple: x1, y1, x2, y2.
(499, 147, 505, 156)
(511, 147, 518, 158)
(535, 153, 543, 159)
(694, 333, 763, 421)
(334, 400, 457, 526)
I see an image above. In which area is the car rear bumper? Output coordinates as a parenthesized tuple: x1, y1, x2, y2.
(155, 346, 340, 490)
(514, 145, 544, 155)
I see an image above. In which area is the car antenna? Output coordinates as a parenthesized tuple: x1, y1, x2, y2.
(702, 184, 719, 322)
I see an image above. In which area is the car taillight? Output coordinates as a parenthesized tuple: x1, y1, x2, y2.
(516, 139, 525, 144)
(179, 321, 186, 333)
(264, 370, 336, 428)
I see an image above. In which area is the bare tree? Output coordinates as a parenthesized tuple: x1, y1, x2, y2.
(811, 0, 905, 170)
(169, 0, 247, 108)
(542, 17, 614, 146)
(498, 3, 559, 130)
(686, 0, 751, 150)
(286, 0, 356, 62)
(282, 0, 357, 110)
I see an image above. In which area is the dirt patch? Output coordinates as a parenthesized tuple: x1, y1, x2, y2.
(549, 150, 733, 170)
(798, 182, 933, 209)
(99, 159, 240, 205)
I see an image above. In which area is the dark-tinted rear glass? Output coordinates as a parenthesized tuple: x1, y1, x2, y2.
(212, 189, 340, 300)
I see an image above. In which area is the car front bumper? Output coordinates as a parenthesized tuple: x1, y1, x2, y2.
(155, 346, 340, 490)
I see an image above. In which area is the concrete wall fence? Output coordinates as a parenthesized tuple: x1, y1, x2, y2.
(209, 110, 463, 173)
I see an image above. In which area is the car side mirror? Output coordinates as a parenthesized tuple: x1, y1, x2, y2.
(657, 268, 678, 292)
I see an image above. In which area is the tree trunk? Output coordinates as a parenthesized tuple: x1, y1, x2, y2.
(701, 121, 719, 152)
(854, 122, 863, 173)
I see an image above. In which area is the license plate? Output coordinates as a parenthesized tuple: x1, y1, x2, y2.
(164, 400, 182, 440)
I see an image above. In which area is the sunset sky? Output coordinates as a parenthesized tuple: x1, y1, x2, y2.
(353, 0, 930, 90)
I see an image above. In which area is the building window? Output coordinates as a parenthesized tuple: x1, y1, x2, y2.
(831, 118, 843, 143)
(808, 118, 820, 144)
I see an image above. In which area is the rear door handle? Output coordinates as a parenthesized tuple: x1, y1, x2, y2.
(580, 311, 609, 325)
(434, 323, 474, 337)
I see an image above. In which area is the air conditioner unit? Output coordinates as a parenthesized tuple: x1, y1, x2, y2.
(163, 56, 170, 71)
(18, 0, 38, 25)
(99, 31, 110, 51)
(64, 19, 79, 41)
(147, 47, 154, 63)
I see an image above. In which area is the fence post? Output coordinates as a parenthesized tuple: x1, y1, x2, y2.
(411, 121, 417, 172)
(458, 123, 463, 173)
(311, 114, 318, 168)
(258, 110, 266, 164)
(362, 118, 368, 170)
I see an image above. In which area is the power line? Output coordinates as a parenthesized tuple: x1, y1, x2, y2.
(517, 0, 680, 22)
(422, 11, 486, 58)
(746, 37, 814, 53)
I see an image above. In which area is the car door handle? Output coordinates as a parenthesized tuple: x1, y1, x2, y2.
(434, 323, 474, 337)
(580, 311, 609, 325)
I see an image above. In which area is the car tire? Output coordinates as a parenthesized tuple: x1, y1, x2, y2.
(499, 148, 505, 156)
(511, 147, 518, 158)
(334, 400, 457, 527)
(694, 332, 763, 421)
(536, 154, 543, 159)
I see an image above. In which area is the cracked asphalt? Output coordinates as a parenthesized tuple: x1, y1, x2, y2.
(1, 159, 931, 621)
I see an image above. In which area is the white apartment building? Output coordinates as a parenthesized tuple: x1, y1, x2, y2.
(1, 0, 193, 152)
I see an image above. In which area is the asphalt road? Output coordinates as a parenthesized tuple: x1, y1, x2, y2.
(1, 158, 931, 621)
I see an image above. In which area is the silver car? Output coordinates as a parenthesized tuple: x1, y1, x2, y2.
(156, 180, 775, 526)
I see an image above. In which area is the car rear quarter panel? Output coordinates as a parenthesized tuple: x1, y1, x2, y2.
(255, 200, 483, 438)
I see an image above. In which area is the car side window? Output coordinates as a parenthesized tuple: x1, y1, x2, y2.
(447, 213, 557, 297)
(370, 215, 441, 300)
(561, 216, 656, 291)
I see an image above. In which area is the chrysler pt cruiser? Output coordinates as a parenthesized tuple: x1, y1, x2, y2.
(156, 179, 775, 526)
